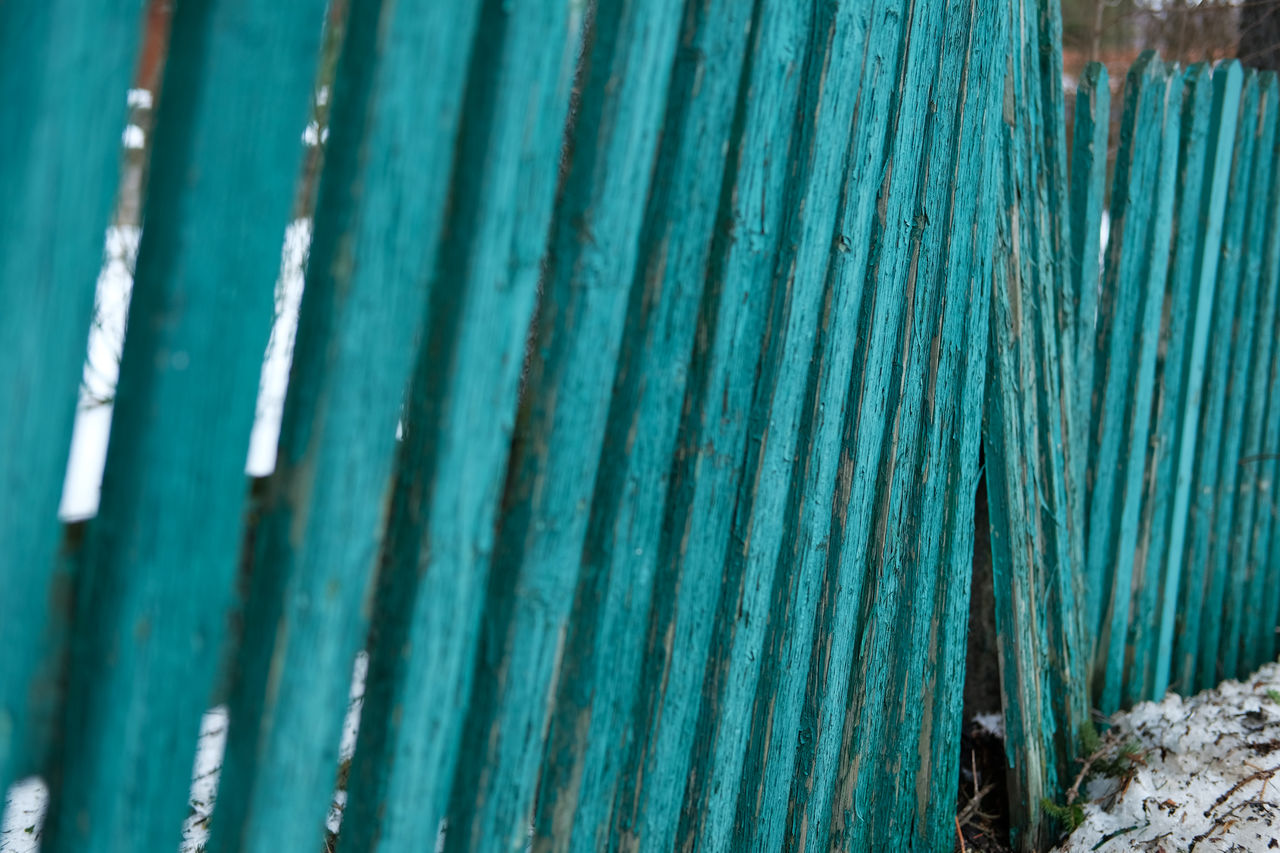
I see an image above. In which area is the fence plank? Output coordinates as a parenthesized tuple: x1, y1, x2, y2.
(41, 2, 329, 850)
(1153, 61, 1243, 697)
(1215, 73, 1279, 681)
(728, 0, 911, 847)
(0, 0, 144, 790)
(1174, 71, 1262, 693)
(531, 2, 758, 850)
(1236, 102, 1280, 674)
(1126, 63, 1212, 705)
(606, 2, 817, 848)
(857, 0, 1000, 841)
(1085, 54, 1171, 656)
(671, 3, 884, 848)
(1094, 61, 1183, 715)
(202, 1, 490, 851)
(984, 0, 1089, 842)
(440, 2, 685, 849)
(321, 3, 581, 850)
(1067, 62, 1110, 512)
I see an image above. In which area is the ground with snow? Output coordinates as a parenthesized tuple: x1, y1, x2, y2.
(1056, 660, 1280, 853)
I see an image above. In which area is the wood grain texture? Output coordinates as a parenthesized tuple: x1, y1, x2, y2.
(1213, 72, 1279, 682)
(203, 1, 491, 851)
(41, 2, 329, 850)
(606, 2, 818, 849)
(1124, 63, 1213, 705)
(983, 0, 1089, 843)
(1091, 58, 1182, 715)
(0, 0, 144, 791)
(673, 3, 879, 848)
(1175, 71, 1262, 694)
(531, 2, 757, 850)
(440, 1, 685, 849)
(328, 3, 579, 851)
(1153, 61, 1242, 697)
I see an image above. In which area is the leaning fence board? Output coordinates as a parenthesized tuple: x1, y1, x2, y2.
(202, 1, 489, 850)
(41, 3, 329, 851)
(1153, 61, 1243, 697)
(1235, 118, 1280, 674)
(530, 3, 756, 851)
(1067, 62, 1110, 510)
(671, 3, 879, 848)
(984, 0, 1089, 843)
(607, 2, 816, 848)
(728, 0, 910, 847)
(1124, 63, 1214, 705)
(440, 3, 685, 850)
(334, 4, 579, 850)
(1091, 58, 1183, 715)
(0, 0, 144, 791)
(1214, 73, 1279, 681)
(1175, 71, 1263, 694)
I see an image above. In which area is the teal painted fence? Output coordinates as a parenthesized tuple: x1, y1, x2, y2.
(986, 16, 1280, 847)
(6, 1, 1280, 852)
(0, 1, 1005, 851)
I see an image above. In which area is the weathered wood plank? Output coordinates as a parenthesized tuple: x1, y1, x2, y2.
(669, 3, 885, 848)
(1085, 54, 1172, 659)
(1215, 72, 1279, 681)
(202, 1, 491, 851)
(320, 3, 580, 851)
(1067, 62, 1110, 517)
(983, 0, 1090, 843)
(440, 1, 685, 849)
(1174, 71, 1262, 693)
(1095, 62, 1183, 715)
(530, 2, 758, 851)
(726, 0, 912, 847)
(1236, 98, 1280, 674)
(605, 2, 818, 849)
(0, 0, 144, 790)
(1152, 61, 1242, 697)
(1126, 63, 1215, 705)
(41, 2, 329, 850)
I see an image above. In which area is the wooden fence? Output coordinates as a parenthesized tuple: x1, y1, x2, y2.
(988, 32, 1280, 851)
(3, 1, 1280, 852)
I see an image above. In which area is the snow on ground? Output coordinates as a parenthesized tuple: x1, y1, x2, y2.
(1057, 660, 1280, 853)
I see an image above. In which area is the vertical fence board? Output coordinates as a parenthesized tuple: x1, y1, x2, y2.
(1095, 63, 1183, 715)
(983, 0, 1089, 841)
(203, 1, 491, 850)
(609, 2, 816, 848)
(1085, 54, 1171, 655)
(1067, 62, 1110, 510)
(1126, 63, 1212, 705)
(1175, 71, 1262, 693)
(0, 0, 144, 790)
(441, 2, 685, 849)
(1236, 107, 1280, 674)
(336, 3, 579, 850)
(672, 3, 876, 848)
(1153, 61, 1243, 697)
(531, 3, 756, 851)
(42, 2, 329, 851)
(1214, 74, 1279, 681)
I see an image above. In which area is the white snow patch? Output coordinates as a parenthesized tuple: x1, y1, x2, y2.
(1056, 659, 1280, 853)
(974, 711, 1006, 739)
